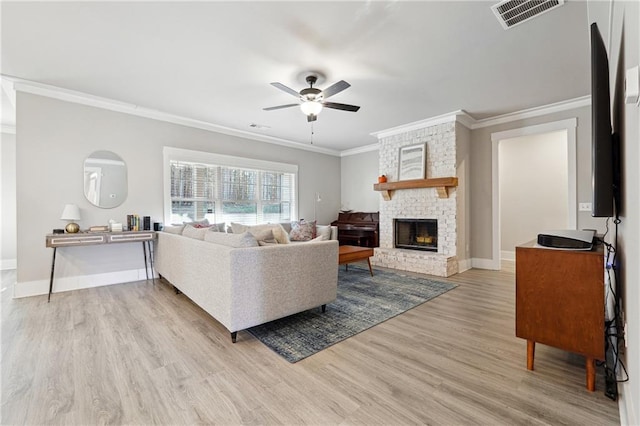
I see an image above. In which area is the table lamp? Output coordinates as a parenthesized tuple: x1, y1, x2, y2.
(61, 204, 81, 233)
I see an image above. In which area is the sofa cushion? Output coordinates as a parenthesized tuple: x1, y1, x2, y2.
(289, 220, 316, 241)
(182, 224, 210, 240)
(231, 223, 290, 244)
(204, 231, 258, 248)
(163, 224, 185, 234)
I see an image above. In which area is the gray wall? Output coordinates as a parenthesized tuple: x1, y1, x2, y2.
(469, 105, 608, 260)
(1, 132, 16, 269)
(340, 149, 380, 213)
(16, 93, 341, 286)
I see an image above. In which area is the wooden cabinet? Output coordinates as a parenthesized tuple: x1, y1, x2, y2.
(515, 240, 605, 391)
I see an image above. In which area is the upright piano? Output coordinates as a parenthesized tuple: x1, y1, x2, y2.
(331, 212, 379, 247)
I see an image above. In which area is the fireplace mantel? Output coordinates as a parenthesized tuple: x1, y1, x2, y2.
(373, 177, 458, 201)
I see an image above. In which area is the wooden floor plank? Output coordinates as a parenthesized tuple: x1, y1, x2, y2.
(0, 264, 620, 425)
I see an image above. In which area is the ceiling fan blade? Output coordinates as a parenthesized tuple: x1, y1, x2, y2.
(323, 102, 360, 112)
(322, 80, 350, 98)
(307, 114, 317, 122)
(270, 82, 301, 98)
(263, 103, 299, 111)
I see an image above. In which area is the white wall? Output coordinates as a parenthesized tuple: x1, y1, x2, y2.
(1, 132, 17, 270)
(340, 149, 380, 213)
(499, 130, 568, 259)
(15, 92, 341, 296)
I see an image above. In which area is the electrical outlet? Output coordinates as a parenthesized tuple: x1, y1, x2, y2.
(579, 202, 592, 211)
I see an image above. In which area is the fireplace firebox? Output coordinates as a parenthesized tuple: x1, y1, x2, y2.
(394, 219, 438, 251)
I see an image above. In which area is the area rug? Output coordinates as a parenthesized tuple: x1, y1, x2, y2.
(247, 265, 457, 363)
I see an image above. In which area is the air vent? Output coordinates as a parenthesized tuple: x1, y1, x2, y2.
(492, 0, 564, 30)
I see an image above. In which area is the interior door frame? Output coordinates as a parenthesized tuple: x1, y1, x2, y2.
(490, 118, 577, 269)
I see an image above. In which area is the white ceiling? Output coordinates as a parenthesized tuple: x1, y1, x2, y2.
(1, 1, 592, 152)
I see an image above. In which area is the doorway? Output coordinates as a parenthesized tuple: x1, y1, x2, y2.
(491, 118, 577, 269)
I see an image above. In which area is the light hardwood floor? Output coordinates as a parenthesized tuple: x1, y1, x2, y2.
(1, 263, 620, 425)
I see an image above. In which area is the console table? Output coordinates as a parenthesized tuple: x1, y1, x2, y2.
(515, 239, 605, 391)
(45, 231, 156, 302)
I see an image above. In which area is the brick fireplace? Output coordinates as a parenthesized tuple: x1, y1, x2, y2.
(371, 116, 470, 277)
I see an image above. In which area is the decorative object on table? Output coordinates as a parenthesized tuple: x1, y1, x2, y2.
(143, 216, 151, 231)
(108, 219, 123, 232)
(52, 229, 64, 234)
(88, 225, 109, 232)
(153, 222, 163, 231)
(60, 204, 81, 233)
(248, 265, 456, 363)
(398, 143, 426, 180)
(378, 174, 387, 183)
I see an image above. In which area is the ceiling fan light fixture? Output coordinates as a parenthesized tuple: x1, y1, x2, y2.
(300, 100, 323, 116)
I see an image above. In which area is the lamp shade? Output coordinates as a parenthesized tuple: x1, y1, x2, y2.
(60, 204, 81, 221)
(300, 101, 323, 116)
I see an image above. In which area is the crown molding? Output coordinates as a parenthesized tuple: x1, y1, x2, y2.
(3, 75, 342, 157)
(369, 96, 591, 141)
(371, 110, 475, 139)
(340, 142, 379, 157)
(4, 75, 591, 156)
(471, 96, 591, 129)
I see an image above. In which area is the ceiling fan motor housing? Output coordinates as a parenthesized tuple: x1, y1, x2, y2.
(300, 87, 322, 102)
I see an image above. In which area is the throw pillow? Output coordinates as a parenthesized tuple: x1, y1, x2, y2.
(231, 223, 290, 244)
(289, 220, 316, 241)
(204, 231, 258, 248)
(230, 222, 249, 234)
(182, 224, 209, 240)
(163, 225, 185, 235)
(258, 239, 279, 246)
(190, 218, 210, 228)
(315, 225, 332, 241)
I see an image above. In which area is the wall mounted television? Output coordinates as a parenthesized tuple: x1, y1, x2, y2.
(590, 22, 620, 218)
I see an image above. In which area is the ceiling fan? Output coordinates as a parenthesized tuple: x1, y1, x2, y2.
(264, 74, 360, 122)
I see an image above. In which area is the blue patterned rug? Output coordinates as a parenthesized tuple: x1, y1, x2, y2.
(248, 265, 457, 363)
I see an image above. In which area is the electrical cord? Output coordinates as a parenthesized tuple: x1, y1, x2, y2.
(600, 216, 628, 401)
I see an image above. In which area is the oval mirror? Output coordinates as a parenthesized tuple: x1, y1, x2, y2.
(83, 150, 128, 208)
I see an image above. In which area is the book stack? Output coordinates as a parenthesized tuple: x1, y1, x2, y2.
(127, 214, 141, 231)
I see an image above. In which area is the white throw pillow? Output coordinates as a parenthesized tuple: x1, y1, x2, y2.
(182, 224, 209, 240)
(163, 225, 185, 235)
(204, 231, 258, 248)
(315, 225, 332, 241)
(231, 223, 290, 244)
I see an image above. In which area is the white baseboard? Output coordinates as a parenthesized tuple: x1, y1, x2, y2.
(500, 250, 516, 261)
(1, 258, 17, 270)
(13, 268, 157, 298)
(471, 258, 501, 270)
(618, 379, 637, 426)
(458, 258, 472, 273)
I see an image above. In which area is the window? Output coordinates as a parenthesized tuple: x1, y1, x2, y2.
(164, 147, 297, 226)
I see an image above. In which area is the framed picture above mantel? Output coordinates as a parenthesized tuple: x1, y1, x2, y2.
(398, 143, 426, 181)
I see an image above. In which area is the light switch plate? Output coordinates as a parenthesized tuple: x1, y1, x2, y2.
(625, 65, 639, 104)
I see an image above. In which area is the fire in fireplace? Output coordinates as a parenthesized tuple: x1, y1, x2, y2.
(394, 219, 438, 252)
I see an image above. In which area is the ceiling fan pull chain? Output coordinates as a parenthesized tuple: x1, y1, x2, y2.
(310, 122, 314, 145)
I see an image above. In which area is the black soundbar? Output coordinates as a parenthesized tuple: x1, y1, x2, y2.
(537, 230, 595, 250)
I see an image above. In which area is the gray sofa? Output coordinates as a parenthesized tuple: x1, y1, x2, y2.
(155, 229, 339, 342)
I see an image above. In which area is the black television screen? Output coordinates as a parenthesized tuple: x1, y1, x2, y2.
(590, 22, 615, 218)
